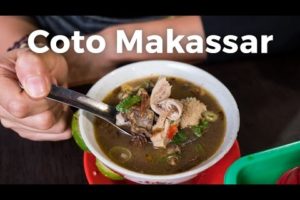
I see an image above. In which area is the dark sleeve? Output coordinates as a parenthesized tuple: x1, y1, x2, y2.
(201, 16, 300, 63)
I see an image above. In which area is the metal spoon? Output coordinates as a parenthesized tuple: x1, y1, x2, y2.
(47, 84, 132, 137)
(47, 85, 198, 145)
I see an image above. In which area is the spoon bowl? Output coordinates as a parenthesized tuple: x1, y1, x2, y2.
(47, 84, 132, 137)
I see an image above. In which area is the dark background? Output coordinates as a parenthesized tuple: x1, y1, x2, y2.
(1, 52, 300, 183)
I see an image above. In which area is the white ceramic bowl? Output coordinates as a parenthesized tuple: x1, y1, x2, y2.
(79, 60, 240, 184)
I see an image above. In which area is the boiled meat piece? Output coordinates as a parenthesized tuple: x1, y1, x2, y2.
(150, 77, 172, 113)
(137, 88, 150, 113)
(150, 77, 183, 120)
(150, 116, 170, 148)
(115, 113, 130, 126)
(156, 99, 183, 121)
(127, 106, 155, 137)
(150, 77, 184, 148)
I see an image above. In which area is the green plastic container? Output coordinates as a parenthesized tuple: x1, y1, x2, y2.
(225, 141, 300, 184)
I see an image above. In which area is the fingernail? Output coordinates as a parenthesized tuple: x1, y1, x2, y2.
(24, 76, 47, 98)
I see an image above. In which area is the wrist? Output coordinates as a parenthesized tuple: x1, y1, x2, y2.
(63, 45, 88, 86)
(7, 34, 48, 52)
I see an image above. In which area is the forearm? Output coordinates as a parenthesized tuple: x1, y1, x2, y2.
(104, 16, 207, 63)
(64, 16, 207, 87)
(0, 16, 37, 54)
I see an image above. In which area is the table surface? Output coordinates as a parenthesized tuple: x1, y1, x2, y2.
(1, 53, 300, 184)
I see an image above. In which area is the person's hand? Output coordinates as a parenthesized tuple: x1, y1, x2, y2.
(0, 48, 72, 141)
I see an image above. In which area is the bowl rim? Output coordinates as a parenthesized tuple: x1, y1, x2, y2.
(79, 60, 240, 181)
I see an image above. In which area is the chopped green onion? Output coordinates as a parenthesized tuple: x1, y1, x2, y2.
(203, 111, 218, 122)
(116, 95, 141, 113)
(109, 146, 132, 163)
(166, 154, 180, 166)
(171, 130, 188, 144)
(191, 120, 209, 137)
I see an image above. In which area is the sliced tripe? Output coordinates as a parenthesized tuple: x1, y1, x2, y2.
(180, 97, 207, 128)
(150, 77, 184, 148)
(156, 99, 183, 121)
(150, 77, 183, 120)
(150, 77, 172, 113)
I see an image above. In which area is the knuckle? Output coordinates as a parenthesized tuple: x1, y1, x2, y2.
(13, 129, 29, 140)
(18, 131, 43, 141)
(61, 129, 72, 140)
(17, 132, 30, 140)
(19, 132, 40, 141)
(20, 51, 41, 64)
(54, 130, 72, 141)
(54, 119, 68, 133)
(0, 119, 12, 129)
(8, 100, 29, 118)
(28, 134, 42, 141)
(36, 111, 55, 130)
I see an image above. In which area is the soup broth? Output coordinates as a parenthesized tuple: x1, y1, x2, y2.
(94, 77, 226, 175)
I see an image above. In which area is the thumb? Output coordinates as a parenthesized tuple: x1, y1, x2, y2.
(15, 51, 51, 99)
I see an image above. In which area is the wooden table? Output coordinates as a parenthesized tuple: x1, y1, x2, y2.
(1, 52, 300, 183)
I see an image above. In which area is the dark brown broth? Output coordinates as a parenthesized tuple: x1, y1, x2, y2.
(94, 77, 226, 175)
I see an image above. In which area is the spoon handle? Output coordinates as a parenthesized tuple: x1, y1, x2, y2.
(47, 85, 116, 122)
